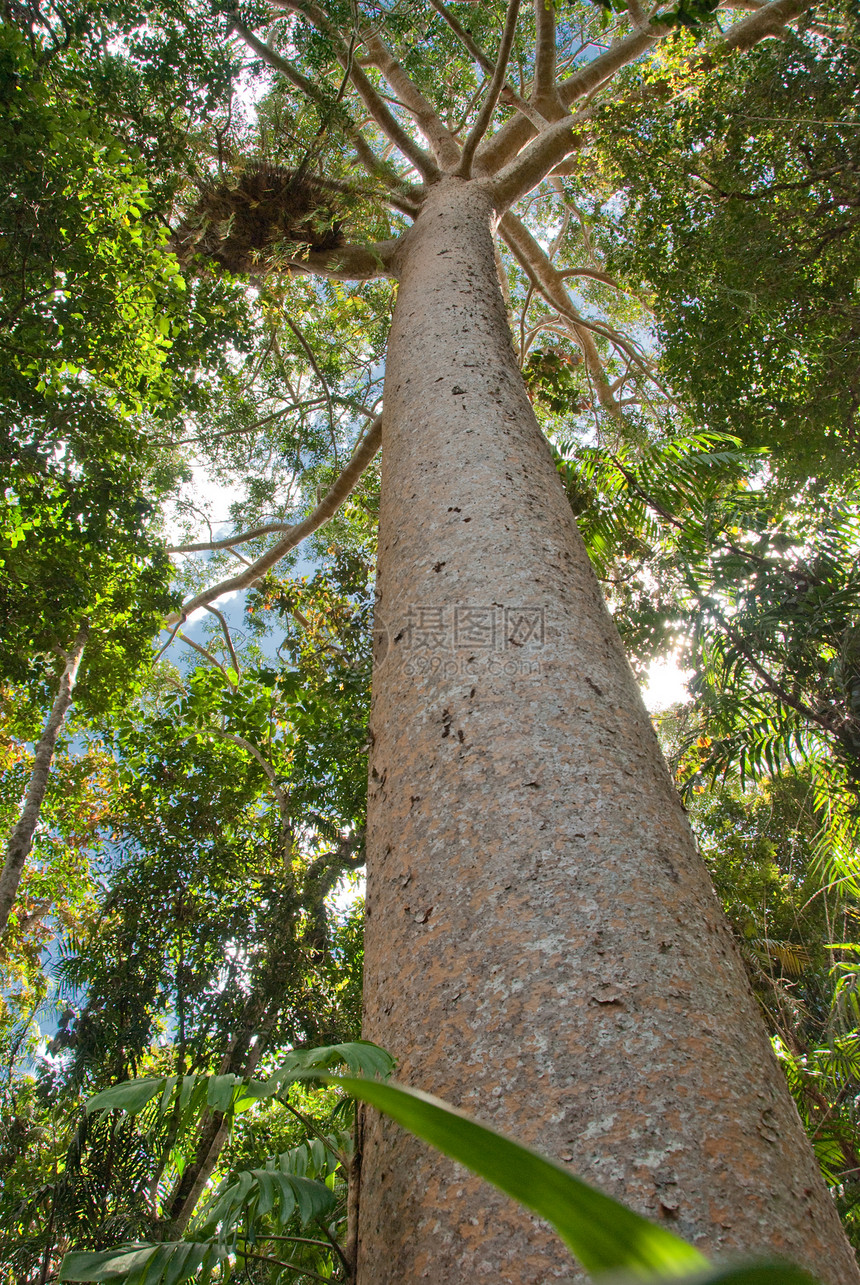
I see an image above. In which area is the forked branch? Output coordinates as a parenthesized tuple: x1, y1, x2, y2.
(362, 30, 461, 168)
(457, 0, 522, 178)
(532, 0, 564, 114)
(273, 0, 440, 180)
(166, 416, 382, 623)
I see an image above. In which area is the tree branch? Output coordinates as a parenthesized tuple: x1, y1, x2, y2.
(0, 627, 87, 937)
(558, 27, 658, 108)
(176, 631, 236, 687)
(230, 17, 421, 206)
(499, 211, 646, 413)
(716, 0, 815, 51)
(484, 0, 815, 200)
(206, 730, 291, 821)
(169, 418, 380, 555)
(475, 27, 656, 178)
(204, 605, 241, 676)
(281, 240, 399, 282)
(165, 417, 382, 621)
(428, 0, 549, 129)
(532, 0, 564, 113)
(489, 111, 590, 210)
(273, 0, 440, 181)
(457, 0, 523, 178)
(362, 30, 461, 169)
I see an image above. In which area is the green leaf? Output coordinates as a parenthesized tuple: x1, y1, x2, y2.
(206, 1073, 241, 1113)
(59, 1244, 224, 1284)
(325, 1076, 707, 1280)
(86, 1078, 166, 1115)
(59, 1245, 158, 1281)
(263, 1039, 395, 1096)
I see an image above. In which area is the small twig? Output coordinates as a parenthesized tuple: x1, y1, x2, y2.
(176, 632, 236, 688)
(241, 1252, 339, 1283)
(285, 316, 339, 470)
(154, 620, 184, 663)
(276, 1096, 351, 1170)
(204, 605, 242, 676)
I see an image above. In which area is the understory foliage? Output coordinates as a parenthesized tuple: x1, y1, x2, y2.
(1, 0, 860, 1278)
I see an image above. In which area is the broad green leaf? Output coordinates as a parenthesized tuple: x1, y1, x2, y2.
(206, 1073, 241, 1113)
(326, 1076, 708, 1280)
(59, 1244, 224, 1285)
(192, 1166, 334, 1240)
(86, 1079, 166, 1116)
(59, 1245, 158, 1281)
(269, 1039, 394, 1087)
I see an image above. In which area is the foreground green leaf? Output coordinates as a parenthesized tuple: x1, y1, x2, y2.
(58, 1243, 224, 1283)
(326, 1075, 708, 1280)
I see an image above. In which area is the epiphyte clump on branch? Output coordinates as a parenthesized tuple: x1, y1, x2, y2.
(172, 164, 345, 274)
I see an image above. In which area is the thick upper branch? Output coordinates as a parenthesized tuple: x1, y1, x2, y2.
(284, 240, 399, 281)
(457, 0, 523, 178)
(427, 0, 549, 129)
(532, 0, 564, 114)
(362, 31, 461, 169)
(499, 212, 623, 415)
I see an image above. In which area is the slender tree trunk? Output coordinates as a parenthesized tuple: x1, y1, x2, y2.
(359, 178, 859, 1284)
(0, 628, 87, 937)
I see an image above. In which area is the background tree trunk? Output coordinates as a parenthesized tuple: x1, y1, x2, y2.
(359, 178, 859, 1284)
(0, 628, 87, 937)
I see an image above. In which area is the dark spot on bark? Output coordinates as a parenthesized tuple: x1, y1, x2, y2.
(448, 506, 461, 512)
(469, 687, 476, 698)
(410, 796, 421, 807)
(586, 676, 604, 696)
(524, 781, 540, 789)
(660, 855, 680, 884)
(394, 629, 404, 643)
(433, 562, 446, 572)
(463, 516, 471, 522)
(457, 729, 465, 743)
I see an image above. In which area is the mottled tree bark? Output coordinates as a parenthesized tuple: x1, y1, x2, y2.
(0, 628, 87, 937)
(359, 178, 859, 1284)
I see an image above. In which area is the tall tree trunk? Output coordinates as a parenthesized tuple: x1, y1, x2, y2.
(359, 178, 859, 1284)
(0, 628, 87, 937)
